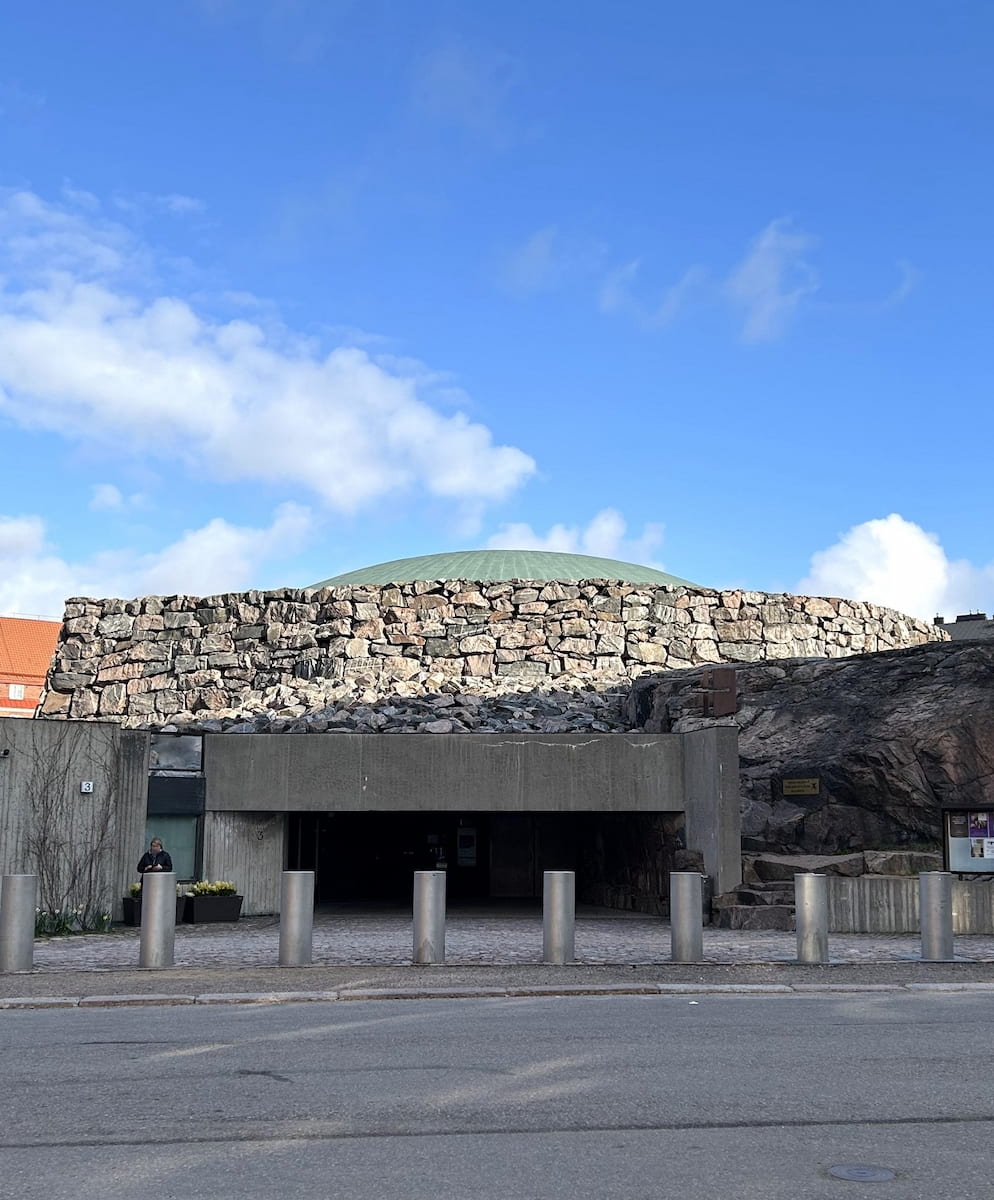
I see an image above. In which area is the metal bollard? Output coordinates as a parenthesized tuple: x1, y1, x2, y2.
(543, 871, 575, 964)
(279, 870, 315, 966)
(670, 872, 704, 962)
(920, 871, 954, 962)
(0, 874, 37, 973)
(413, 870, 446, 965)
(139, 872, 176, 968)
(795, 873, 829, 964)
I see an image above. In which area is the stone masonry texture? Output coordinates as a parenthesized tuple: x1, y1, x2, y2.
(38, 579, 942, 733)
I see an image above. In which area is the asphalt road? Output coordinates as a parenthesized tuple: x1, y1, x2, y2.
(1, 993, 992, 1199)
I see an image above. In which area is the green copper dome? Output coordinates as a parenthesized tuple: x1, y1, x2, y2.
(311, 549, 700, 588)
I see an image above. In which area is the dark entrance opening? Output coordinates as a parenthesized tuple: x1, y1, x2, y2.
(286, 811, 685, 911)
(287, 812, 491, 902)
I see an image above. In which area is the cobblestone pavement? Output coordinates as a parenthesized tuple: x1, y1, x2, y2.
(30, 906, 994, 972)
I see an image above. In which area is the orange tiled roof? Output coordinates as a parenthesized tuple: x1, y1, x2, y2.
(0, 617, 61, 683)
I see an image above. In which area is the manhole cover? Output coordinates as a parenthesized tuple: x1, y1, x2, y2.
(828, 1164, 897, 1182)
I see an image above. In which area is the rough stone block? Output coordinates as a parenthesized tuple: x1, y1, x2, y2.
(714, 904, 795, 930)
(863, 850, 942, 876)
(459, 634, 496, 653)
(98, 683, 127, 715)
(751, 853, 866, 881)
(39, 691, 71, 715)
(631, 642, 668, 664)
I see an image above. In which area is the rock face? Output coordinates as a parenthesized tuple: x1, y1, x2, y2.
(626, 641, 994, 855)
(39, 581, 941, 730)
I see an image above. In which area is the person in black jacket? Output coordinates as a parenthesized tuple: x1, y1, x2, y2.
(137, 838, 173, 877)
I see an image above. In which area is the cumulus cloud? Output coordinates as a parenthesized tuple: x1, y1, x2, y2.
(88, 483, 147, 512)
(487, 507, 666, 568)
(89, 484, 124, 511)
(723, 218, 819, 342)
(0, 503, 314, 617)
(0, 189, 535, 514)
(797, 513, 994, 621)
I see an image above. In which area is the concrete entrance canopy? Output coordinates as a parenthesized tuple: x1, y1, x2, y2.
(203, 727, 740, 914)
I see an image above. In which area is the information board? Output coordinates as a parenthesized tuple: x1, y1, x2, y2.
(945, 810, 994, 874)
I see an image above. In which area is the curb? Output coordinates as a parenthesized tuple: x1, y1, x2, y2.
(5, 981, 994, 1009)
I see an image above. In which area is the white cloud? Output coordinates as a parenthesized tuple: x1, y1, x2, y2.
(723, 218, 819, 342)
(60, 184, 100, 212)
(881, 259, 921, 309)
(797, 513, 994, 621)
(502, 227, 562, 293)
(0, 190, 535, 514)
(89, 484, 124, 511)
(0, 188, 138, 278)
(88, 483, 148, 512)
(0, 503, 314, 617)
(502, 227, 606, 294)
(601, 218, 821, 341)
(599, 261, 708, 329)
(161, 194, 203, 215)
(599, 260, 640, 316)
(112, 191, 205, 218)
(413, 39, 519, 145)
(487, 507, 666, 568)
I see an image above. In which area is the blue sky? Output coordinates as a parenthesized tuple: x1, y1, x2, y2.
(0, 0, 990, 621)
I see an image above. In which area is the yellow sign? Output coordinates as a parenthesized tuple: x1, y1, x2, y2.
(782, 778, 820, 796)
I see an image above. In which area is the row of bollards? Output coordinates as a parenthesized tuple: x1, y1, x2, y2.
(793, 870, 957, 964)
(0, 868, 964, 971)
(139, 870, 319, 970)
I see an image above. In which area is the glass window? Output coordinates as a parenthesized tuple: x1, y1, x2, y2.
(8, 684, 25, 700)
(144, 816, 201, 881)
(149, 734, 203, 772)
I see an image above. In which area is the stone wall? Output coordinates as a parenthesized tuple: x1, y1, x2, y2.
(39, 580, 942, 730)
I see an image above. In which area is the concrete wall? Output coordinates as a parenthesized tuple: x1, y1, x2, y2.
(201, 810, 285, 918)
(827, 875, 994, 934)
(203, 729, 740, 915)
(682, 726, 741, 896)
(0, 717, 148, 920)
(205, 732, 687, 813)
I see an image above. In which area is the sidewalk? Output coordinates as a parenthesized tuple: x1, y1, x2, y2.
(5, 908, 994, 1008)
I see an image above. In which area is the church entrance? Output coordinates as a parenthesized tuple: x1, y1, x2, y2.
(285, 810, 683, 911)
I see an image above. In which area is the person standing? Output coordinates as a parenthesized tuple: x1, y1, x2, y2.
(137, 838, 173, 876)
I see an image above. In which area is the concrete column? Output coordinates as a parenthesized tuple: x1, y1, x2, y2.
(0, 875, 37, 973)
(543, 871, 575, 964)
(795, 873, 829, 964)
(139, 872, 176, 968)
(681, 726, 742, 896)
(670, 871, 704, 962)
(920, 871, 954, 962)
(279, 871, 315, 966)
(413, 870, 446, 965)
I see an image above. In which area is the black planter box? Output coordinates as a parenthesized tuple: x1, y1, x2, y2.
(182, 895, 243, 923)
(121, 896, 186, 926)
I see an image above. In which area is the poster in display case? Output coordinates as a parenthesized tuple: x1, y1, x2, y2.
(945, 809, 994, 874)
